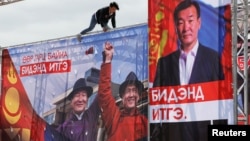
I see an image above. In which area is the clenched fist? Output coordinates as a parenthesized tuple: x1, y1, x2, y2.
(102, 42, 114, 63)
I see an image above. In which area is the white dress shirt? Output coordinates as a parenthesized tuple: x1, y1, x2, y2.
(179, 41, 199, 85)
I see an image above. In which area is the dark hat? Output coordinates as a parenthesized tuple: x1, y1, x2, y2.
(67, 78, 93, 100)
(110, 2, 119, 10)
(119, 72, 144, 98)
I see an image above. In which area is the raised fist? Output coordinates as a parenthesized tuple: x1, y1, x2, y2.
(102, 42, 114, 63)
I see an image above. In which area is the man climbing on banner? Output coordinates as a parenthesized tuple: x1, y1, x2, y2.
(76, 2, 119, 42)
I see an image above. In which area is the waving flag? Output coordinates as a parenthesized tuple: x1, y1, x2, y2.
(148, 0, 179, 83)
(0, 49, 45, 141)
(0, 50, 67, 141)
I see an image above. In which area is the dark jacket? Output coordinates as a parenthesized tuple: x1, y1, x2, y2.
(153, 43, 224, 87)
(151, 43, 225, 141)
(95, 6, 116, 28)
(56, 96, 100, 141)
(45, 123, 70, 141)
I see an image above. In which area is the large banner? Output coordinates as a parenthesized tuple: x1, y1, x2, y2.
(149, 0, 233, 141)
(0, 24, 148, 141)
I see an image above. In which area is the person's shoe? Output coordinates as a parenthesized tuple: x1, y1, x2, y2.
(77, 34, 82, 42)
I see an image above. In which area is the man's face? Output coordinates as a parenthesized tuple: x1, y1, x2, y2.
(122, 84, 140, 109)
(70, 90, 88, 115)
(110, 7, 117, 13)
(176, 5, 201, 49)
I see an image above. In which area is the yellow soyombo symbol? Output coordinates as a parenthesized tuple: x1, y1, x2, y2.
(7, 62, 17, 84)
(1, 61, 31, 141)
(3, 87, 22, 124)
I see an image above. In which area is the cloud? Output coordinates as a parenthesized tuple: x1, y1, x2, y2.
(0, 0, 147, 47)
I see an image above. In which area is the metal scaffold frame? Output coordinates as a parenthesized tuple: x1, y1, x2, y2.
(0, 0, 23, 6)
(232, 0, 250, 125)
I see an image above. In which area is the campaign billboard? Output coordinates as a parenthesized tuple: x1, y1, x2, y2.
(0, 23, 148, 141)
(148, 0, 233, 141)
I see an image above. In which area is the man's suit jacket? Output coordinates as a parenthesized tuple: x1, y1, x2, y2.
(153, 43, 224, 87)
(151, 43, 225, 141)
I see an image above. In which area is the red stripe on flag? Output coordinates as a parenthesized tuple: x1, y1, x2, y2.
(0, 49, 45, 141)
(148, 0, 180, 82)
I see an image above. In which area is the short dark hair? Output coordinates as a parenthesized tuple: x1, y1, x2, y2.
(173, 0, 200, 24)
(110, 2, 119, 10)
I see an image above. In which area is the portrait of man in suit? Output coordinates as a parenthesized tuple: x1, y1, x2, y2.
(153, 0, 224, 88)
(151, 1, 226, 141)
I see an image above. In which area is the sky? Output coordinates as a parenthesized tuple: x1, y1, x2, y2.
(0, 0, 147, 47)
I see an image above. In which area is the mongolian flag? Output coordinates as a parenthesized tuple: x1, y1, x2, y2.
(148, 0, 179, 83)
(0, 50, 67, 141)
(0, 49, 45, 141)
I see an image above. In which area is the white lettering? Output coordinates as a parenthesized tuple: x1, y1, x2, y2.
(151, 86, 204, 103)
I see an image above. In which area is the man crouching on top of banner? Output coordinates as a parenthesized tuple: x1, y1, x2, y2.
(98, 42, 148, 141)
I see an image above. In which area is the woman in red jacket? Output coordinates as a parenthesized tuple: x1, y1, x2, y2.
(98, 42, 148, 141)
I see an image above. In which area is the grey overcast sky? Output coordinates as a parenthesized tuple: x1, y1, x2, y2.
(0, 0, 147, 47)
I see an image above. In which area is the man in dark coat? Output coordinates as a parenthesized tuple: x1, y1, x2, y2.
(56, 78, 100, 141)
(77, 2, 119, 42)
(151, 1, 225, 141)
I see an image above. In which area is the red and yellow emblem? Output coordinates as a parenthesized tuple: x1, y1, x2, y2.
(0, 50, 45, 141)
